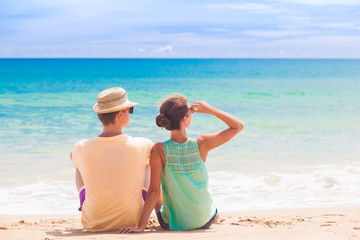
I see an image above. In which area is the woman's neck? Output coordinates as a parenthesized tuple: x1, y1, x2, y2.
(170, 127, 187, 143)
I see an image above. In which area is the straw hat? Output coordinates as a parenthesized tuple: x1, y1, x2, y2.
(93, 87, 138, 114)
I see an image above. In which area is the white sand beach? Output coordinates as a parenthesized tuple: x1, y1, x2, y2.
(1, 207, 359, 240)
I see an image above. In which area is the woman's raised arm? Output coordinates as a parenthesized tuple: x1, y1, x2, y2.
(191, 101, 244, 161)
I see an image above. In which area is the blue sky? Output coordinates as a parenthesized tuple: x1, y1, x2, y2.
(1, 0, 359, 58)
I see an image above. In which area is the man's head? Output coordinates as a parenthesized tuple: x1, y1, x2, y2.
(93, 87, 137, 126)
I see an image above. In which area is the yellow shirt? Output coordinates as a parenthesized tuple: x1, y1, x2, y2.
(72, 134, 153, 232)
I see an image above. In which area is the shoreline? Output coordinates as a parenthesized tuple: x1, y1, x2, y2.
(1, 206, 359, 240)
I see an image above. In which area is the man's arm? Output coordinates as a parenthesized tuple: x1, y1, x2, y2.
(71, 152, 85, 192)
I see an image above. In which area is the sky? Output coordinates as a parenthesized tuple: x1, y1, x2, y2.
(0, 0, 359, 58)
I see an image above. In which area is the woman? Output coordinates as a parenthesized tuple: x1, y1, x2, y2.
(119, 95, 244, 232)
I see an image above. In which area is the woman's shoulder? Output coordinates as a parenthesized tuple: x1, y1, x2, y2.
(152, 142, 165, 152)
(154, 141, 164, 148)
(196, 135, 207, 146)
(152, 142, 166, 166)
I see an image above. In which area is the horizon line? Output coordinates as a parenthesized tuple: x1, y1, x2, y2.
(1, 57, 360, 60)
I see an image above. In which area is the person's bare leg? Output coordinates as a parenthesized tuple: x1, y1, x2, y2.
(75, 169, 85, 192)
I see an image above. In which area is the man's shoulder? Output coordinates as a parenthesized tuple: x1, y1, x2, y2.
(74, 138, 87, 148)
(127, 136, 152, 144)
(71, 138, 90, 163)
(73, 137, 99, 149)
(126, 136, 153, 148)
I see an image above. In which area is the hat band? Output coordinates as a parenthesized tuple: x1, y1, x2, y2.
(98, 94, 127, 108)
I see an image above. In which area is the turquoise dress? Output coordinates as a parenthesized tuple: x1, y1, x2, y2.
(159, 138, 216, 230)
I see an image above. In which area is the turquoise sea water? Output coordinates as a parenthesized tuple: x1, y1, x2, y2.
(0, 59, 360, 214)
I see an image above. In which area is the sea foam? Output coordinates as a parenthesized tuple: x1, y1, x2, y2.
(0, 164, 359, 215)
(210, 164, 360, 212)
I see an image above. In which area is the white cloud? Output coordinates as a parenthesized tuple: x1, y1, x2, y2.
(313, 23, 360, 30)
(154, 45, 173, 53)
(268, 0, 360, 6)
(2, 32, 360, 58)
(206, 3, 281, 14)
(1, 0, 359, 58)
(136, 48, 146, 53)
(243, 30, 316, 38)
(204, 28, 232, 33)
(1, 0, 130, 18)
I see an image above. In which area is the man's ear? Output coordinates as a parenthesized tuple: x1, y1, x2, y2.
(117, 111, 123, 120)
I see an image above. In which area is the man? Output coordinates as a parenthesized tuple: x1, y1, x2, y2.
(71, 87, 153, 232)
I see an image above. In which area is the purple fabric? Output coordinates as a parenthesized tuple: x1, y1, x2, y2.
(78, 188, 86, 211)
(78, 188, 147, 211)
(142, 189, 147, 201)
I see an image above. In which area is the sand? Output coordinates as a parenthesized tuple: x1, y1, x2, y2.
(0, 207, 359, 240)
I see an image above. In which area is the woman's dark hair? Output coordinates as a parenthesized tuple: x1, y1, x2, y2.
(156, 95, 189, 130)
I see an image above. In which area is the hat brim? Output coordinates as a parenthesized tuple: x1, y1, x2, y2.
(93, 101, 138, 114)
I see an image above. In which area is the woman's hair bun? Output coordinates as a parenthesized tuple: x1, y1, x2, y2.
(156, 114, 172, 130)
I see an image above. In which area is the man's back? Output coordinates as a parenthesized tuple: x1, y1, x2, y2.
(72, 134, 152, 232)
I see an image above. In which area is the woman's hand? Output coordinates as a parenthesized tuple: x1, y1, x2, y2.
(118, 226, 144, 234)
(190, 101, 215, 115)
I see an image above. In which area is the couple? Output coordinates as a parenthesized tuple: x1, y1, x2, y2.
(71, 87, 244, 233)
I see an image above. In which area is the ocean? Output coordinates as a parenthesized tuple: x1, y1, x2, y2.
(0, 58, 359, 214)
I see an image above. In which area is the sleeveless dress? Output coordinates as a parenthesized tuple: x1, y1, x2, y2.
(159, 138, 216, 230)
